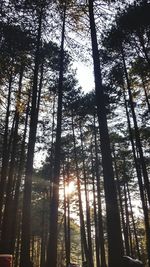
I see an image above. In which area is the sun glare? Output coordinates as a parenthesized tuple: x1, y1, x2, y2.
(65, 181, 76, 195)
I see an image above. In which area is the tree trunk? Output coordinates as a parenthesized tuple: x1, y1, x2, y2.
(0, 71, 13, 224)
(20, 8, 43, 267)
(40, 190, 48, 267)
(10, 94, 30, 254)
(46, 4, 66, 267)
(63, 161, 71, 267)
(88, 2, 123, 266)
(138, 31, 150, 67)
(71, 112, 89, 266)
(91, 140, 101, 267)
(63, 166, 69, 267)
(66, 162, 71, 266)
(14, 211, 21, 267)
(112, 147, 127, 255)
(79, 121, 94, 267)
(126, 182, 141, 259)
(49, 92, 56, 200)
(141, 77, 150, 113)
(0, 67, 23, 253)
(93, 114, 107, 267)
(123, 182, 132, 256)
(123, 84, 150, 267)
(121, 46, 150, 206)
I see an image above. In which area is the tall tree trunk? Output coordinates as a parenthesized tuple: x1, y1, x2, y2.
(46, 4, 66, 267)
(112, 147, 127, 255)
(93, 114, 107, 267)
(66, 162, 71, 266)
(0, 71, 13, 224)
(49, 92, 56, 200)
(121, 46, 150, 206)
(71, 112, 89, 266)
(123, 182, 132, 256)
(14, 211, 21, 267)
(123, 84, 150, 266)
(126, 182, 141, 259)
(20, 8, 43, 267)
(88, 2, 123, 266)
(63, 166, 70, 267)
(63, 161, 71, 267)
(79, 121, 94, 267)
(138, 31, 150, 67)
(40, 190, 48, 267)
(91, 139, 101, 267)
(0, 67, 23, 253)
(10, 94, 30, 254)
(141, 77, 150, 113)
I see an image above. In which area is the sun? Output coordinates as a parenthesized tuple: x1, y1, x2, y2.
(65, 181, 76, 195)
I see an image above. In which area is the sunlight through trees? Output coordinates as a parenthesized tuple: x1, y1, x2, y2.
(0, 1, 149, 267)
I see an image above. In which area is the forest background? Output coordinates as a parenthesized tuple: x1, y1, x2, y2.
(0, 0, 149, 267)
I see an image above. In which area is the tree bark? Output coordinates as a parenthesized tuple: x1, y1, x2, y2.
(46, 4, 66, 267)
(20, 8, 43, 267)
(91, 139, 101, 267)
(0, 66, 23, 253)
(121, 46, 150, 206)
(126, 182, 141, 259)
(79, 121, 94, 267)
(71, 112, 89, 266)
(0, 71, 13, 224)
(10, 94, 30, 254)
(88, 2, 123, 266)
(123, 85, 150, 267)
(93, 114, 106, 267)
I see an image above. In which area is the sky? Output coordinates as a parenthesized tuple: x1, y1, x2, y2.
(73, 62, 95, 93)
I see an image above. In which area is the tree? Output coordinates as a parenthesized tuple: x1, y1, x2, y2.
(88, 1, 123, 266)
(46, 2, 67, 267)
